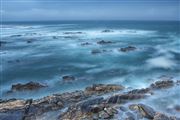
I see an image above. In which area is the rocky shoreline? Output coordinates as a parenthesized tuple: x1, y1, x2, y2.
(0, 79, 180, 120)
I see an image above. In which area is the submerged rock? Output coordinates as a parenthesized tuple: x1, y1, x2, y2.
(52, 36, 58, 39)
(91, 49, 102, 54)
(102, 29, 113, 33)
(81, 42, 92, 46)
(62, 75, 75, 81)
(10, 35, 22, 37)
(150, 80, 174, 89)
(0, 41, 7, 47)
(63, 32, 83, 34)
(10, 82, 47, 92)
(119, 46, 137, 52)
(97, 40, 113, 45)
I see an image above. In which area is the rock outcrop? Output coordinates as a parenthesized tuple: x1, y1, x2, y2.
(10, 82, 47, 92)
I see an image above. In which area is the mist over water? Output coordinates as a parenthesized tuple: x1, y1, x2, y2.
(1, 21, 180, 107)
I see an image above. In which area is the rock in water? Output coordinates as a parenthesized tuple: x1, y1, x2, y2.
(150, 80, 174, 89)
(62, 75, 75, 81)
(119, 46, 137, 52)
(91, 49, 102, 54)
(97, 40, 113, 45)
(153, 113, 170, 120)
(129, 104, 156, 119)
(11, 82, 47, 92)
(102, 29, 113, 33)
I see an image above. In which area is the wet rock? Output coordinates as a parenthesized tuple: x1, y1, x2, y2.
(150, 80, 174, 89)
(129, 104, 156, 119)
(99, 110, 111, 119)
(97, 40, 113, 45)
(31, 95, 64, 115)
(91, 49, 102, 54)
(0, 99, 26, 112)
(107, 94, 145, 104)
(62, 75, 75, 81)
(127, 88, 151, 94)
(119, 46, 137, 52)
(78, 97, 104, 112)
(104, 107, 118, 116)
(10, 82, 47, 92)
(102, 29, 113, 33)
(153, 113, 170, 120)
(81, 42, 92, 46)
(85, 84, 124, 95)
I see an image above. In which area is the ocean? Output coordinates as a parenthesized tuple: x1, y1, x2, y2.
(1, 21, 180, 117)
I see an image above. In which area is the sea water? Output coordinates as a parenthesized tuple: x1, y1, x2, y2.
(0, 21, 180, 103)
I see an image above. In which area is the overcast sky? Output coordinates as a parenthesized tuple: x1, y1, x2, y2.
(1, 0, 180, 21)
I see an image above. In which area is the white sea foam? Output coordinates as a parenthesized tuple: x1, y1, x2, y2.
(146, 56, 176, 69)
(82, 29, 156, 37)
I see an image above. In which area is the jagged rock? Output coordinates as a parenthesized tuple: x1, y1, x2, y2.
(150, 80, 174, 89)
(10, 82, 47, 92)
(62, 75, 75, 81)
(97, 40, 113, 45)
(119, 46, 137, 52)
(85, 84, 124, 95)
(129, 104, 156, 119)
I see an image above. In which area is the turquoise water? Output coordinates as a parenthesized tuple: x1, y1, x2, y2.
(0, 21, 180, 99)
